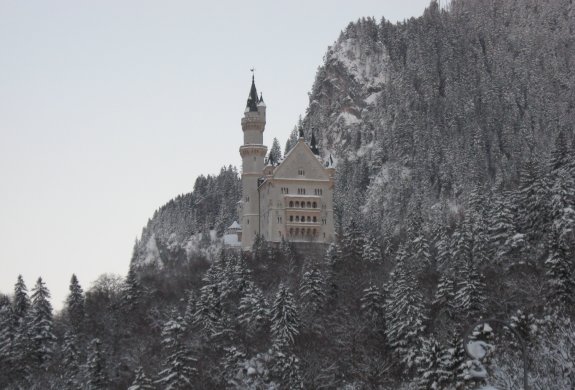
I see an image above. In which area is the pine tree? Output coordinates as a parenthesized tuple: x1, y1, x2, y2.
(270, 284, 299, 345)
(360, 284, 385, 325)
(61, 331, 81, 388)
(13, 275, 30, 325)
(268, 137, 282, 165)
(269, 343, 303, 389)
(441, 334, 468, 389)
(545, 228, 574, 307)
(128, 366, 155, 390)
(433, 273, 457, 314)
(362, 235, 383, 264)
(65, 274, 85, 333)
(238, 284, 269, 338)
(549, 130, 570, 172)
(0, 298, 15, 387)
(29, 277, 56, 369)
(454, 259, 486, 319)
(416, 337, 449, 390)
(385, 246, 427, 367)
(155, 313, 197, 389)
(122, 266, 144, 313)
(487, 193, 521, 261)
(87, 338, 108, 390)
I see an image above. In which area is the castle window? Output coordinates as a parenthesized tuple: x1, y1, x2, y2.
(298, 169, 305, 176)
(301, 202, 305, 208)
(295, 216, 300, 222)
(295, 201, 300, 208)
(289, 201, 294, 207)
(297, 188, 306, 195)
(313, 216, 317, 223)
(306, 201, 311, 208)
(307, 216, 311, 222)
(312, 202, 317, 208)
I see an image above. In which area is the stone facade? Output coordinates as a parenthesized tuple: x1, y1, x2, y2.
(238, 77, 335, 250)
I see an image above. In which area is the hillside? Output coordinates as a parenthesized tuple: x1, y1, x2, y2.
(1, 1, 574, 389)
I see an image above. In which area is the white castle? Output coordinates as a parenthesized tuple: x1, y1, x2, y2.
(235, 76, 336, 250)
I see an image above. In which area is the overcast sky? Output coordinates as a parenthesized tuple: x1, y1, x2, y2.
(0, 0, 432, 310)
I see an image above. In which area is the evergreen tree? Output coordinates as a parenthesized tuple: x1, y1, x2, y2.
(441, 333, 468, 389)
(416, 337, 449, 390)
(0, 298, 15, 387)
(238, 283, 269, 338)
(87, 338, 108, 390)
(545, 227, 574, 307)
(433, 273, 457, 314)
(29, 277, 56, 369)
(121, 266, 144, 313)
(487, 193, 521, 261)
(284, 125, 299, 155)
(454, 259, 486, 319)
(270, 284, 299, 345)
(268, 137, 282, 165)
(61, 330, 82, 388)
(65, 274, 85, 332)
(269, 343, 303, 389)
(155, 313, 197, 389)
(362, 235, 383, 264)
(128, 366, 155, 390)
(385, 246, 427, 367)
(360, 284, 385, 325)
(13, 274, 30, 325)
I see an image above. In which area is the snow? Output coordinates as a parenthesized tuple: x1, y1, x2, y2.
(467, 340, 491, 359)
(478, 386, 499, 390)
(364, 92, 381, 105)
(223, 234, 241, 247)
(337, 111, 361, 125)
(228, 221, 241, 230)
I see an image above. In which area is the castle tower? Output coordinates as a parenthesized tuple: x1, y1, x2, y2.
(239, 76, 267, 249)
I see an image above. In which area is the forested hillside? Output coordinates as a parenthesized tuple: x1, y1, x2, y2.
(0, 0, 574, 388)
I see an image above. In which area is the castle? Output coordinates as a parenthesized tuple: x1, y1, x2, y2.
(235, 76, 336, 250)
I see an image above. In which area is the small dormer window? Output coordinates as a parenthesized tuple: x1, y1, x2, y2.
(298, 169, 305, 176)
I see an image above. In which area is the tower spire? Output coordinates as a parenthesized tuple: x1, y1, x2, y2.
(246, 72, 259, 112)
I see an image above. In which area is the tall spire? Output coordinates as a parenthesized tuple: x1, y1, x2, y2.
(246, 74, 259, 112)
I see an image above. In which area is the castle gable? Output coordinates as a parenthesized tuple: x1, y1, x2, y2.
(273, 140, 329, 181)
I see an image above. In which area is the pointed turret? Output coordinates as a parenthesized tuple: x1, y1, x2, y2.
(246, 75, 259, 112)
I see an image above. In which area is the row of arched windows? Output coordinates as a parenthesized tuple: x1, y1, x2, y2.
(288, 201, 318, 208)
(289, 228, 317, 236)
(289, 215, 317, 223)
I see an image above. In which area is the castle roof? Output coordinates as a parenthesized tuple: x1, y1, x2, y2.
(246, 75, 259, 112)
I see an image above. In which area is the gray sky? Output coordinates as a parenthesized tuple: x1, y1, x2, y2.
(0, 0, 432, 310)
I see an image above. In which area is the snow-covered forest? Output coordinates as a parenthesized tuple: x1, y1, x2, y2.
(1, 0, 574, 388)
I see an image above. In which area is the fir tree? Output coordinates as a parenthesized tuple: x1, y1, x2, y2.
(87, 338, 108, 390)
(13, 274, 30, 325)
(0, 298, 15, 387)
(155, 313, 197, 390)
(269, 343, 303, 389)
(360, 284, 385, 325)
(29, 277, 56, 369)
(238, 284, 269, 338)
(454, 259, 486, 319)
(433, 273, 457, 314)
(385, 246, 427, 367)
(61, 330, 82, 388)
(442, 333, 468, 389)
(65, 274, 85, 333)
(545, 227, 574, 307)
(362, 235, 383, 264)
(128, 366, 155, 390)
(270, 284, 299, 345)
(121, 266, 144, 313)
(416, 337, 449, 390)
(268, 137, 282, 165)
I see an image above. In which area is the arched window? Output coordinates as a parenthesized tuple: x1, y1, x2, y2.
(307, 216, 311, 222)
(302, 202, 306, 208)
(312, 202, 317, 208)
(295, 201, 300, 208)
(295, 216, 300, 222)
(289, 201, 294, 208)
(307, 201, 311, 208)
(313, 216, 317, 223)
